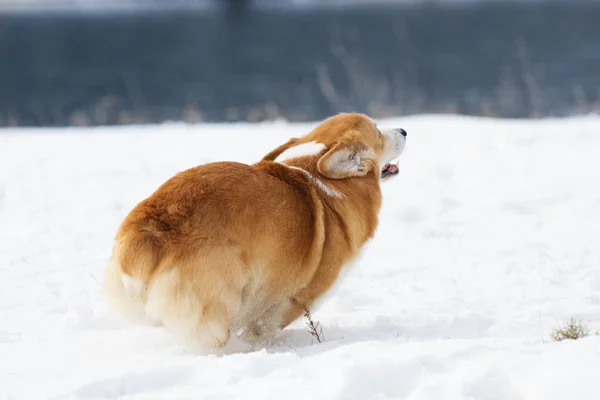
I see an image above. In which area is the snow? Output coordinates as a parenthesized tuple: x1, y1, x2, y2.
(1, 115, 600, 399)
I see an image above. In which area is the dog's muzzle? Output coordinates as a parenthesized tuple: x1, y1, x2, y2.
(380, 128, 407, 180)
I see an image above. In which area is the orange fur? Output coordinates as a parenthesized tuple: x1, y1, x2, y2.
(103, 112, 406, 353)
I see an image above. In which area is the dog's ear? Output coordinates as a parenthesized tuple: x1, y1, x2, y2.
(262, 138, 300, 161)
(317, 139, 376, 179)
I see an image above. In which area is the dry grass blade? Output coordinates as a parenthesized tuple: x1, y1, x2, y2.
(551, 317, 590, 341)
(304, 306, 325, 343)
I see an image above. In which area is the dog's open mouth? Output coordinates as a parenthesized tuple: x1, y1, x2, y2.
(381, 161, 400, 180)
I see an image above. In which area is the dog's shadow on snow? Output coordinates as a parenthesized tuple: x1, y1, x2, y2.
(258, 323, 406, 356)
(258, 313, 496, 356)
(250, 322, 401, 356)
(96, 310, 494, 357)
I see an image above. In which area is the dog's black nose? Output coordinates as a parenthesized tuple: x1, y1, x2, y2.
(399, 128, 407, 137)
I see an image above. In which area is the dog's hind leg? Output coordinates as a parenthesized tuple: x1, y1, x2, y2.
(239, 300, 291, 346)
(144, 253, 250, 354)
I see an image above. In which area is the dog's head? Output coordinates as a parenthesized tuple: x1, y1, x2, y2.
(264, 113, 406, 180)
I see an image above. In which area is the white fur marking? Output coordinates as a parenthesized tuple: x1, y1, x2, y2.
(381, 128, 406, 165)
(275, 141, 326, 163)
(288, 166, 344, 198)
(121, 274, 143, 297)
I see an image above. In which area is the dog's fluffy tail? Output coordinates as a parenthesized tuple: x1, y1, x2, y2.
(103, 231, 161, 326)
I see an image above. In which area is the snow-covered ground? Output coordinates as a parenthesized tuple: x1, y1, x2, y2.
(1, 115, 599, 399)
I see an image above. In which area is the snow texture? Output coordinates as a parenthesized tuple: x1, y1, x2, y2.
(1, 115, 600, 399)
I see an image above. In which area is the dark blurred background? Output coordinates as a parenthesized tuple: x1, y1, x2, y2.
(0, 0, 599, 127)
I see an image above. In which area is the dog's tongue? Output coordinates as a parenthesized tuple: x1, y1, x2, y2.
(381, 162, 399, 180)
